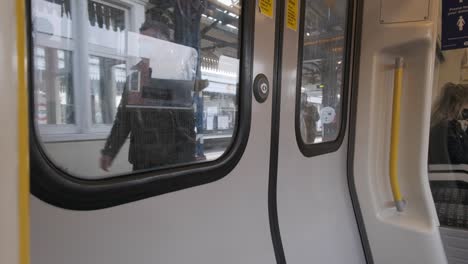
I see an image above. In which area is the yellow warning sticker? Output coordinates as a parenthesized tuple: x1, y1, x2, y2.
(286, 0, 298, 31)
(259, 0, 274, 18)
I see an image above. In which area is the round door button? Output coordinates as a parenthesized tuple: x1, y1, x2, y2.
(254, 74, 269, 103)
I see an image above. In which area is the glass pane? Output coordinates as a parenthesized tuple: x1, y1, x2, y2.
(429, 49, 468, 229)
(31, 0, 242, 179)
(427, 2, 468, 254)
(298, 0, 348, 144)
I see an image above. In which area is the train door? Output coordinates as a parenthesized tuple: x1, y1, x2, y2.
(27, 0, 279, 263)
(274, 0, 366, 263)
(25, 0, 370, 263)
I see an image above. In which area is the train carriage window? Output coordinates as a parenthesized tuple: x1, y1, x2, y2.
(30, 0, 244, 179)
(428, 47, 468, 229)
(428, 0, 468, 232)
(296, 0, 351, 155)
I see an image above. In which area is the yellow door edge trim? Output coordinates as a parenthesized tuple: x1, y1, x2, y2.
(16, 0, 31, 263)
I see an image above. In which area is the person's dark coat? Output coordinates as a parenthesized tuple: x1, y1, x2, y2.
(101, 82, 195, 170)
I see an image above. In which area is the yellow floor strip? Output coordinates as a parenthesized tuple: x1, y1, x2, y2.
(16, 0, 31, 263)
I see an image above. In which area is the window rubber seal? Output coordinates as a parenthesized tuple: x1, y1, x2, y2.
(294, 0, 354, 157)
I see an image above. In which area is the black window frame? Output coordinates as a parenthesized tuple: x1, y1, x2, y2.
(28, 0, 255, 210)
(295, 0, 357, 157)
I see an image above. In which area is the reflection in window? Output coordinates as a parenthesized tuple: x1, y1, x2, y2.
(31, 0, 243, 178)
(429, 83, 468, 165)
(428, 81, 468, 229)
(428, 46, 468, 229)
(299, 0, 347, 144)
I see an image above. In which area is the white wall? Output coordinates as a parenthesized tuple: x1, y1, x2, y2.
(353, 0, 448, 262)
(0, 0, 20, 263)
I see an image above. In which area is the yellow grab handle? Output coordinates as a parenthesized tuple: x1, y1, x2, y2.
(390, 57, 406, 212)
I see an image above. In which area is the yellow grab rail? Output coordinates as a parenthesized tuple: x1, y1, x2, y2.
(390, 57, 406, 212)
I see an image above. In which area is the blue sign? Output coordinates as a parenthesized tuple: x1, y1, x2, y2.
(442, 0, 468, 51)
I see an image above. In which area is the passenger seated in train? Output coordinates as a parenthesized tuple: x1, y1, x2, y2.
(99, 19, 197, 172)
(429, 82, 468, 164)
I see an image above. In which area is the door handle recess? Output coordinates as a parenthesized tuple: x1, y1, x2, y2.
(390, 57, 406, 212)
